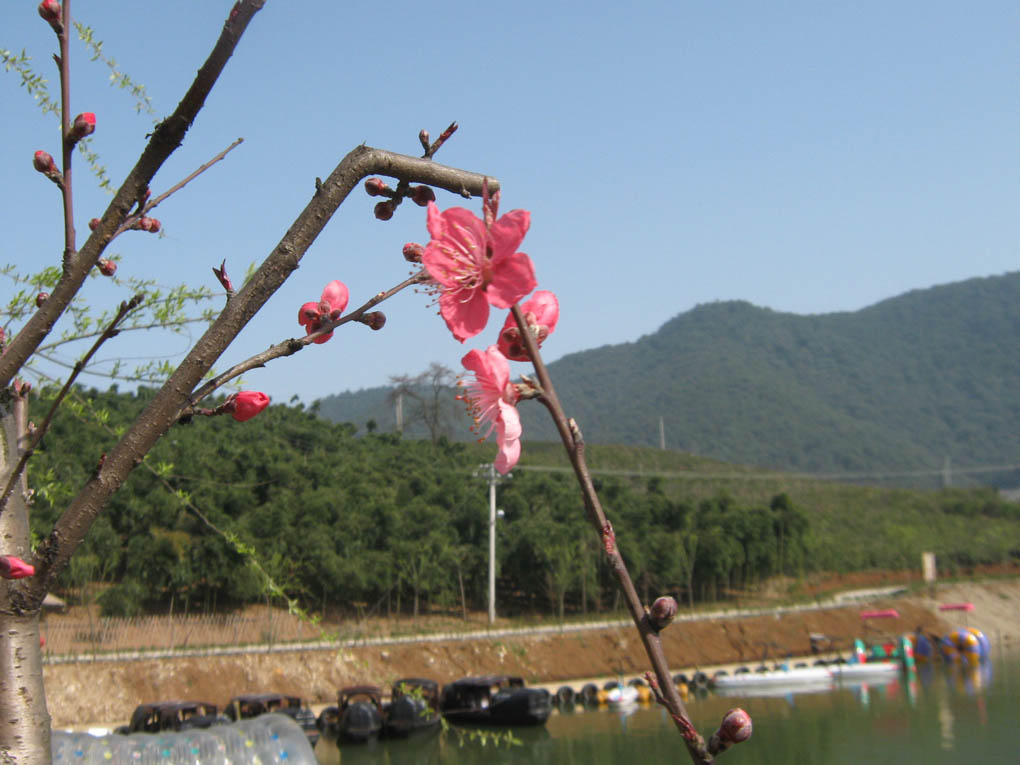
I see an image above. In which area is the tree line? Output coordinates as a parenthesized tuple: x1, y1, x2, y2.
(30, 386, 1019, 620)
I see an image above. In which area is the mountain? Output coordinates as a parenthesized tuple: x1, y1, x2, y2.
(315, 272, 1020, 486)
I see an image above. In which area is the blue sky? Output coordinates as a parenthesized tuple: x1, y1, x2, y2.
(2, 0, 1018, 405)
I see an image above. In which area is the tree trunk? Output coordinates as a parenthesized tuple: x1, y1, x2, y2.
(0, 390, 51, 762)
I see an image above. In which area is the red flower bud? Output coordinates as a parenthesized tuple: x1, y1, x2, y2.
(97, 259, 117, 277)
(138, 217, 161, 233)
(418, 129, 430, 152)
(0, 555, 35, 580)
(374, 201, 395, 221)
(363, 311, 386, 331)
(364, 178, 389, 197)
(69, 112, 96, 141)
(88, 218, 101, 231)
(709, 707, 752, 754)
(33, 150, 57, 175)
(230, 391, 270, 422)
(410, 185, 436, 207)
(35, 292, 49, 308)
(402, 242, 424, 263)
(38, 0, 62, 30)
(719, 708, 752, 743)
(649, 596, 678, 631)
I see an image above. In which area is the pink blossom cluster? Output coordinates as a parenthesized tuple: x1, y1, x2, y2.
(419, 185, 559, 474)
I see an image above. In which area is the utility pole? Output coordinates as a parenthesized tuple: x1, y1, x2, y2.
(476, 463, 511, 626)
(395, 392, 403, 433)
(659, 416, 665, 450)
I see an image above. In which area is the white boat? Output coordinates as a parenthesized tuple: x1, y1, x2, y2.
(605, 685, 640, 706)
(711, 662, 902, 695)
(711, 667, 831, 689)
(829, 662, 901, 682)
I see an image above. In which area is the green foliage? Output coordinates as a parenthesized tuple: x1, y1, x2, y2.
(318, 273, 1020, 489)
(27, 387, 1020, 617)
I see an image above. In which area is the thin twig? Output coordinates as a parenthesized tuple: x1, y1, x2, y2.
(511, 303, 714, 763)
(183, 271, 428, 414)
(0, 294, 144, 519)
(113, 138, 245, 237)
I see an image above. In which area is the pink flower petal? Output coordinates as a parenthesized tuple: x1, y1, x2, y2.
(488, 209, 530, 261)
(320, 280, 349, 313)
(298, 301, 320, 327)
(440, 289, 491, 343)
(485, 252, 537, 309)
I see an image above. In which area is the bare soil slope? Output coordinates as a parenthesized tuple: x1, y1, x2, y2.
(44, 578, 1020, 729)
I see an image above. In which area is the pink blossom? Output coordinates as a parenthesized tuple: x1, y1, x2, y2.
(497, 290, 559, 361)
(230, 391, 270, 422)
(298, 279, 349, 343)
(458, 346, 521, 474)
(422, 187, 536, 343)
(0, 555, 35, 580)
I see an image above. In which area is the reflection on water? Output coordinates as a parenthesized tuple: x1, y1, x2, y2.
(316, 653, 1016, 764)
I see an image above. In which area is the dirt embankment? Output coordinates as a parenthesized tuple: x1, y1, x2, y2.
(44, 578, 1020, 729)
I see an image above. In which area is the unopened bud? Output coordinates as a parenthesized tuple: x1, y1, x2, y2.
(374, 201, 395, 221)
(418, 129, 430, 151)
(33, 150, 57, 175)
(38, 0, 62, 31)
(410, 185, 436, 207)
(139, 217, 161, 233)
(709, 708, 752, 754)
(649, 596, 678, 631)
(69, 112, 96, 142)
(97, 259, 117, 277)
(363, 311, 386, 331)
(35, 292, 49, 308)
(402, 242, 424, 263)
(88, 218, 101, 231)
(364, 177, 390, 197)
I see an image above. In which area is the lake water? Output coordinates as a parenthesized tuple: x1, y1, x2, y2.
(318, 652, 1016, 764)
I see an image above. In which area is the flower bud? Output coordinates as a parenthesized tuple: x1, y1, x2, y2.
(418, 129, 430, 148)
(230, 391, 270, 422)
(35, 292, 49, 308)
(33, 150, 57, 175)
(402, 242, 424, 263)
(97, 259, 117, 277)
(69, 112, 96, 142)
(363, 311, 386, 331)
(709, 707, 752, 754)
(649, 596, 678, 631)
(374, 200, 395, 221)
(139, 217, 161, 233)
(410, 185, 436, 207)
(364, 177, 389, 197)
(719, 707, 752, 742)
(88, 218, 101, 231)
(38, 0, 62, 31)
(0, 555, 35, 580)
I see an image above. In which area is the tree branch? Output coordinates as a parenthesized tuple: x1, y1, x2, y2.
(184, 270, 427, 412)
(28, 146, 499, 602)
(0, 296, 143, 520)
(510, 303, 718, 763)
(0, 0, 266, 390)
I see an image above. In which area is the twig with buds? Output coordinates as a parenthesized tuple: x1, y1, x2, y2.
(510, 303, 751, 763)
(181, 271, 428, 419)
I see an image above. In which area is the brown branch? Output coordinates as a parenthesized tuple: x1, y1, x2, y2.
(0, 296, 144, 520)
(510, 304, 716, 764)
(183, 270, 427, 413)
(113, 138, 245, 237)
(57, 0, 75, 270)
(27, 145, 499, 604)
(0, 0, 266, 390)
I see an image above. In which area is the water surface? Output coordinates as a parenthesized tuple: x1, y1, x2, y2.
(318, 653, 1015, 764)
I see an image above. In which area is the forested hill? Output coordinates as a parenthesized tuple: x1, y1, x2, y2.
(316, 272, 1020, 485)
